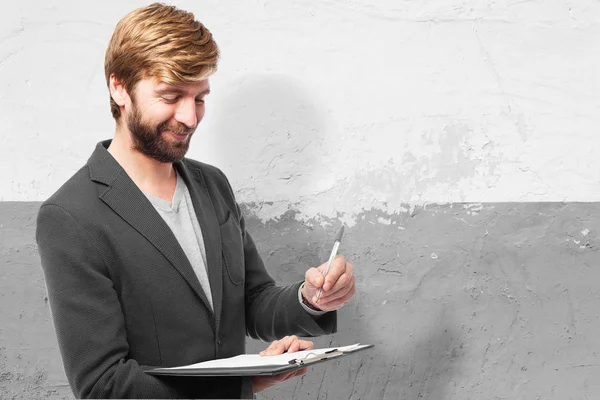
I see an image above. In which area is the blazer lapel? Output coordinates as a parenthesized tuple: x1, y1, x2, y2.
(176, 160, 223, 335)
(87, 141, 215, 318)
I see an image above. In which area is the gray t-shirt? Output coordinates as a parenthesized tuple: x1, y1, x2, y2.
(143, 171, 324, 317)
(143, 172, 213, 311)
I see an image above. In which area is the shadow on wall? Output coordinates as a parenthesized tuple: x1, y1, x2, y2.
(337, 305, 464, 400)
(253, 307, 464, 400)
(238, 203, 464, 399)
(209, 73, 332, 200)
(375, 319, 464, 400)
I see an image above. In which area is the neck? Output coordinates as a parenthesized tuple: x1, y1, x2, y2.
(107, 123, 177, 192)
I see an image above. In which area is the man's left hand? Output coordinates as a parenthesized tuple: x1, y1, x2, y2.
(252, 336, 313, 393)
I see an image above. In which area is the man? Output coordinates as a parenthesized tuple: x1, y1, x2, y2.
(36, 3, 356, 399)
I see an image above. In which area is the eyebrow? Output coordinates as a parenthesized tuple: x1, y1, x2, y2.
(155, 87, 211, 97)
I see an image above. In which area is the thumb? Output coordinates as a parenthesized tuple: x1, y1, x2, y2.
(304, 267, 324, 290)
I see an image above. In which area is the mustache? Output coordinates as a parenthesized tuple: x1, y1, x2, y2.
(157, 121, 195, 136)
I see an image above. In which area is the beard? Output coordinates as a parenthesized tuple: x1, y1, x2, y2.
(127, 102, 196, 163)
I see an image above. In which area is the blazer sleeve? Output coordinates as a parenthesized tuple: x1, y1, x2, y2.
(214, 169, 338, 341)
(242, 217, 338, 342)
(36, 203, 204, 399)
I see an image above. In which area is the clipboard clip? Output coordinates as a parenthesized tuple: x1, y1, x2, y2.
(288, 349, 344, 365)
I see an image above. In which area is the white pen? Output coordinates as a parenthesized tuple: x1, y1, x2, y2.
(315, 226, 345, 304)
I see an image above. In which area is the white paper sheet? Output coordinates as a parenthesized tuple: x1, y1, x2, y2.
(165, 343, 366, 370)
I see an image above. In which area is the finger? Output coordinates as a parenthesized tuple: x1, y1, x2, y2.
(277, 335, 297, 353)
(266, 340, 283, 355)
(285, 336, 313, 353)
(304, 267, 324, 291)
(263, 336, 313, 356)
(322, 276, 355, 305)
(318, 264, 354, 301)
(259, 342, 275, 356)
(282, 366, 309, 382)
(289, 339, 299, 353)
(275, 367, 307, 383)
(321, 255, 348, 292)
(275, 370, 299, 382)
(252, 376, 273, 393)
(324, 259, 353, 292)
(260, 336, 289, 356)
(302, 340, 314, 350)
(289, 367, 308, 378)
(283, 335, 298, 349)
(315, 277, 356, 310)
(288, 338, 314, 353)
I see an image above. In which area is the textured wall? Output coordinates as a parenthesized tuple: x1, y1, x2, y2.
(1, 1, 599, 207)
(2, 202, 600, 399)
(1, 0, 599, 399)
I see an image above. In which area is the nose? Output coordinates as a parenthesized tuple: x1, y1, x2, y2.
(174, 98, 198, 129)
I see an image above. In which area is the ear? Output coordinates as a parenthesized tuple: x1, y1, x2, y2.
(109, 74, 130, 107)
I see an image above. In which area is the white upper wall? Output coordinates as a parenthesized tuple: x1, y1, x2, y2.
(1, 1, 599, 219)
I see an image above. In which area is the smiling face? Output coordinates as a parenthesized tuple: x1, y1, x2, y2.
(123, 77, 211, 163)
(104, 4, 218, 121)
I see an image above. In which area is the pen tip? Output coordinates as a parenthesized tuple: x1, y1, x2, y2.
(334, 225, 345, 243)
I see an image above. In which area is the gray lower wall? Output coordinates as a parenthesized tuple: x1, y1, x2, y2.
(1, 202, 599, 399)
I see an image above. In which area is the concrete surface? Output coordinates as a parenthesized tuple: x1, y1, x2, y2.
(1, 1, 599, 208)
(2, 202, 600, 399)
(2, 0, 600, 399)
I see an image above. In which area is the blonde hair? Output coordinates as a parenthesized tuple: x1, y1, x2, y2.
(104, 3, 219, 120)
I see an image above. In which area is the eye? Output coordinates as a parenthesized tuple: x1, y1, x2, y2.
(195, 98, 205, 104)
(162, 96, 180, 104)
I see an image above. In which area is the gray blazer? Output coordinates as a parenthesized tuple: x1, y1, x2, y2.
(36, 140, 336, 399)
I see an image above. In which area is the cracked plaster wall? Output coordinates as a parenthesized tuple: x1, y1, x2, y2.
(1, 1, 599, 399)
(2, 203, 600, 399)
(1, 1, 599, 213)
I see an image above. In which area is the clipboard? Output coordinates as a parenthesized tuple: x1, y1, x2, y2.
(146, 343, 374, 377)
